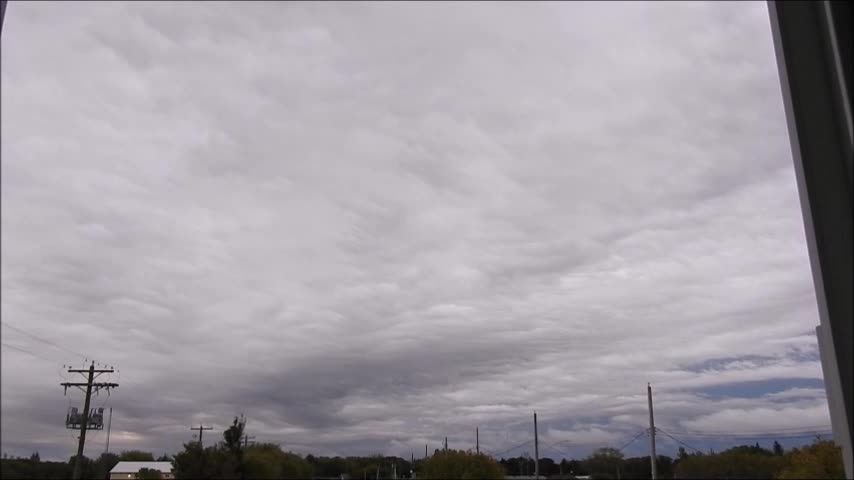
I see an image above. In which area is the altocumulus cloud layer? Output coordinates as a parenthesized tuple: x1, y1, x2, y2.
(1, 1, 831, 460)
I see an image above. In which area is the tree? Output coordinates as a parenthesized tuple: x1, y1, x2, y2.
(776, 440, 845, 479)
(224, 416, 246, 451)
(119, 450, 155, 461)
(421, 450, 504, 479)
(137, 467, 164, 479)
(91, 452, 120, 479)
(243, 443, 311, 479)
(223, 415, 247, 480)
(583, 447, 624, 479)
(773, 441, 784, 456)
(173, 442, 223, 479)
(673, 445, 785, 479)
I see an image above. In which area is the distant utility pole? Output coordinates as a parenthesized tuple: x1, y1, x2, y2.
(648, 383, 658, 480)
(425, 444, 428, 458)
(105, 407, 113, 453)
(190, 424, 214, 447)
(444, 437, 448, 451)
(242, 434, 256, 448)
(61, 361, 118, 480)
(533, 412, 539, 480)
(476, 427, 479, 454)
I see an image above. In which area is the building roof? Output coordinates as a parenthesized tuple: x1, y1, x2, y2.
(110, 461, 174, 473)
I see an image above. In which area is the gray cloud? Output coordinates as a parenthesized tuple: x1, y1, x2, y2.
(1, 0, 830, 461)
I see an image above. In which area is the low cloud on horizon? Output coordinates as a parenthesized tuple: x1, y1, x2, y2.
(1, 1, 831, 461)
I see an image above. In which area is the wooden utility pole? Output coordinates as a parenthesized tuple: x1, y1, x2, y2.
(425, 443, 428, 458)
(190, 424, 214, 447)
(242, 434, 256, 448)
(534, 412, 539, 480)
(648, 383, 657, 480)
(61, 362, 118, 480)
(476, 427, 479, 454)
(444, 437, 448, 451)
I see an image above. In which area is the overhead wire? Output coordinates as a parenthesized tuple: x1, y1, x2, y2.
(1, 341, 60, 363)
(488, 438, 534, 458)
(616, 429, 650, 453)
(659, 424, 833, 436)
(540, 442, 573, 460)
(658, 428, 833, 439)
(2, 321, 136, 388)
(655, 428, 704, 453)
(1, 321, 91, 362)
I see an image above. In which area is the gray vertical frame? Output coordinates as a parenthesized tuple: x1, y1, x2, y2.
(1, 1, 7, 36)
(768, 1, 853, 478)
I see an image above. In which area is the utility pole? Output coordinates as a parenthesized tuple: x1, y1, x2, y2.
(648, 383, 658, 480)
(190, 424, 213, 447)
(105, 407, 113, 453)
(61, 362, 118, 480)
(242, 434, 256, 448)
(534, 412, 539, 480)
(444, 437, 448, 451)
(425, 444, 428, 458)
(476, 427, 479, 454)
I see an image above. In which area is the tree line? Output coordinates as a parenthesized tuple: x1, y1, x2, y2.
(1, 419, 845, 479)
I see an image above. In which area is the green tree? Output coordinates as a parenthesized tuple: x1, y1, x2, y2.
(776, 440, 845, 479)
(773, 441, 784, 456)
(224, 416, 246, 451)
(243, 443, 311, 479)
(173, 442, 223, 479)
(583, 447, 624, 479)
(119, 450, 155, 461)
(421, 450, 505, 479)
(673, 445, 785, 479)
(91, 452, 120, 479)
(137, 467, 164, 479)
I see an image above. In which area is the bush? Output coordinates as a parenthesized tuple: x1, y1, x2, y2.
(421, 450, 505, 479)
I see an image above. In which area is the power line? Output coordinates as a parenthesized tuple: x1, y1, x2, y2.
(2, 322, 90, 361)
(540, 442, 573, 460)
(489, 438, 533, 458)
(659, 428, 833, 439)
(660, 424, 833, 437)
(655, 428, 704, 454)
(1, 323, 138, 390)
(616, 429, 650, 453)
(1, 342, 60, 363)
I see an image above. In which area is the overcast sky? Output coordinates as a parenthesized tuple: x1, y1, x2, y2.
(1, 1, 832, 461)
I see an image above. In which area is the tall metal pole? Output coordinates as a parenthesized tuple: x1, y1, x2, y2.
(534, 412, 539, 480)
(72, 362, 95, 480)
(648, 383, 657, 480)
(105, 407, 113, 453)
